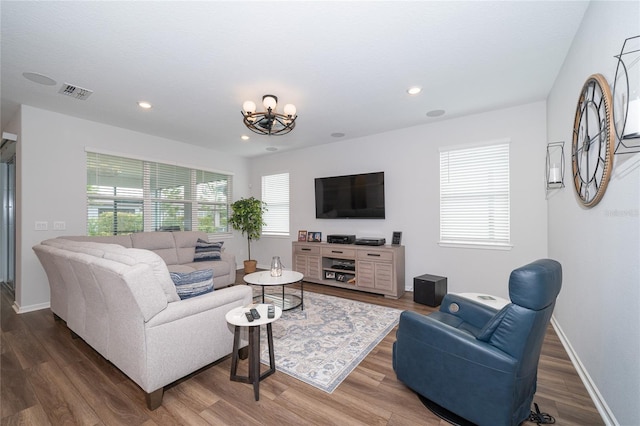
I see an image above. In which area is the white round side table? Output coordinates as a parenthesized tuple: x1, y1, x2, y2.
(225, 303, 282, 401)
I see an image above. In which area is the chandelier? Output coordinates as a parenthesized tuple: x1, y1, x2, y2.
(241, 94, 297, 136)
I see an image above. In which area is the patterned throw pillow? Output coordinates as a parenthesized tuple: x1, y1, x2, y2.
(193, 238, 223, 262)
(170, 269, 214, 300)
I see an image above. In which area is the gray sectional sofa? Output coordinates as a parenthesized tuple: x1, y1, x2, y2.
(62, 230, 237, 287)
(33, 231, 253, 409)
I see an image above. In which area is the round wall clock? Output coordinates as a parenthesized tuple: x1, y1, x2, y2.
(571, 73, 615, 208)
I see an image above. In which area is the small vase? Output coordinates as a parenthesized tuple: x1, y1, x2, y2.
(270, 256, 283, 277)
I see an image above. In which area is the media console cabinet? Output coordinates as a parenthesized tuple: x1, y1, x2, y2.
(292, 241, 405, 299)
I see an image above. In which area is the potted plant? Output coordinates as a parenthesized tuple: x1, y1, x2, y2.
(229, 197, 267, 273)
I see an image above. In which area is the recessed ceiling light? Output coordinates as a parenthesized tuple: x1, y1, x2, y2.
(137, 101, 152, 109)
(241, 135, 250, 141)
(22, 72, 57, 86)
(331, 132, 345, 138)
(407, 87, 422, 95)
(426, 109, 446, 117)
(266, 147, 278, 152)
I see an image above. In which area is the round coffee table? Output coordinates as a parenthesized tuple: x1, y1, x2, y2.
(243, 270, 304, 311)
(225, 304, 282, 401)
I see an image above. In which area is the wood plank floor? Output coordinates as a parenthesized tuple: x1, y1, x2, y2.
(1, 277, 604, 426)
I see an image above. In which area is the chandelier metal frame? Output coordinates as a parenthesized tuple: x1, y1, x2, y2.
(241, 94, 297, 136)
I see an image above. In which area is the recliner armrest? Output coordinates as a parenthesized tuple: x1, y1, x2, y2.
(438, 293, 502, 330)
(397, 310, 517, 371)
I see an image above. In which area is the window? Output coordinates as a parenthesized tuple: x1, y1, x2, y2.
(261, 172, 289, 236)
(439, 141, 510, 248)
(86, 151, 232, 236)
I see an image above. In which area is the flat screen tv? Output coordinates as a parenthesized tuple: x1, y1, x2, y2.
(315, 172, 385, 219)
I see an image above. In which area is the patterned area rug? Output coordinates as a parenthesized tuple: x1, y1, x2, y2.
(259, 291, 402, 393)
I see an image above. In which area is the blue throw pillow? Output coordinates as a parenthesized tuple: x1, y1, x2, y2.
(193, 238, 223, 262)
(170, 269, 214, 300)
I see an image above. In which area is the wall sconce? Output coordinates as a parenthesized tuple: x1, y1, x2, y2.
(546, 141, 565, 190)
(613, 35, 640, 154)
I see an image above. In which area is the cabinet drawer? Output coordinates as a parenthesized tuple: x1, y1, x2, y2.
(295, 244, 320, 255)
(322, 247, 356, 258)
(357, 250, 393, 262)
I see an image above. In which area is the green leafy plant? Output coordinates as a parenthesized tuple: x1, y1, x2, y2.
(229, 197, 267, 261)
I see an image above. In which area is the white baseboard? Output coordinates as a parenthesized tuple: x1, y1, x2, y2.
(550, 317, 618, 426)
(13, 301, 50, 314)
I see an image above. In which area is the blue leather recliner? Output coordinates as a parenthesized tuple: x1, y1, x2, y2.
(393, 259, 562, 426)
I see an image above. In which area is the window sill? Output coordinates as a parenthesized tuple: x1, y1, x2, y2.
(207, 233, 233, 240)
(261, 234, 291, 239)
(438, 241, 513, 251)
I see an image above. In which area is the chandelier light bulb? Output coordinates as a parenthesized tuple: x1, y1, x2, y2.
(284, 103, 297, 117)
(242, 100, 256, 114)
(263, 95, 277, 110)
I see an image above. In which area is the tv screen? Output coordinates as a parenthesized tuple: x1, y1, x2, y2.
(315, 172, 385, 219)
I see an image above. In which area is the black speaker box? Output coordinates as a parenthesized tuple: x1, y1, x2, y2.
(414, 274, 447, 307)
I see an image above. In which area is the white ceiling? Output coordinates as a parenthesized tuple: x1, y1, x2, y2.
(1, 1, 589, 158)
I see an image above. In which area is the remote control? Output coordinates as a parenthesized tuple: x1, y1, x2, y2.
(244, 311, 254, 322)
(250, 308, 261, 320)
(267, 304, 275, 319)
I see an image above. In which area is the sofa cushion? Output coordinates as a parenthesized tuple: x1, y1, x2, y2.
(59, 235, 134, 248)
(174, 260, 231, 276)
(172, 231, 208, 264)
(131, 232, 178, 265)
(103, 249, 180, 302)
(42, 239, 126, 258)
(194, 239, 223, 262)
(170, 269, 214, 300)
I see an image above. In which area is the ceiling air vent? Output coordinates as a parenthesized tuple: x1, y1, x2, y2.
(58, 83, 93, 100)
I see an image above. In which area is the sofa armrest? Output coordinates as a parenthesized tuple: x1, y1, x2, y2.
(145, 284, 252, 327)
(220, 251, 237, 285)
(220, 250, 235, 264)
(438, 293, 501, 330)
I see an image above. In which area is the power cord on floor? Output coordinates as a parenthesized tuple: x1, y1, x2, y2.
(529, 402, 556, 425)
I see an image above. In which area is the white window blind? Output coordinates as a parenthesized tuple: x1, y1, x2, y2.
(439, 142, 510, 247)
(86, 152, 232, 236)
(261, 172, 289, 236)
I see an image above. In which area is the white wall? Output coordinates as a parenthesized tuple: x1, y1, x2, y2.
(547, 2, 639, 425)
(248, 101, 549, 299)
(15, 105, 250, 311)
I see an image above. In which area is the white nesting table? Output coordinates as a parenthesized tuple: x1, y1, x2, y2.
(243, 270, 304, 311)
(225, 303, 282, 401)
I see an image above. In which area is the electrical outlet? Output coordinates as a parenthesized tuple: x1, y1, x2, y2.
(35, 221, 48, 231)
(53, 221, 66, 231)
